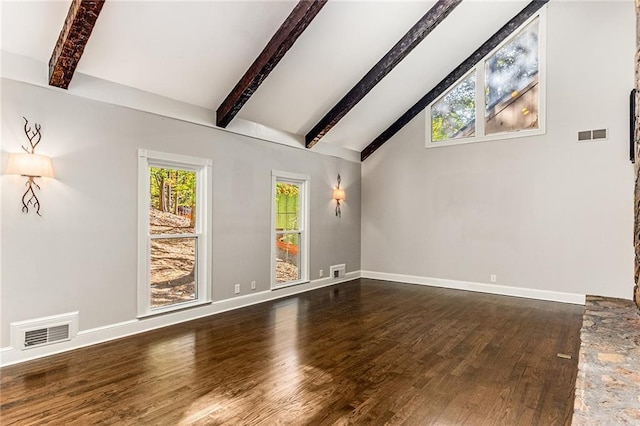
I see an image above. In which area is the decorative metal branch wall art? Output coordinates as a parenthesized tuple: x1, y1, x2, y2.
(4, 117, 55, 216)
(332, 174, 346, 218)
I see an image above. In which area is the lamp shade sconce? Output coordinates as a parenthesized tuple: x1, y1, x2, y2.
(332, 188, 346, 202)
(6, 153, 55, 178)
(333, 174, 345, 217)
(4, 117, 55, 216)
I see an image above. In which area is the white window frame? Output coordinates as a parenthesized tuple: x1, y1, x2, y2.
(426, 9, 546, 148)
(270, 170, 310, 290)
(137, 149, 213, 317)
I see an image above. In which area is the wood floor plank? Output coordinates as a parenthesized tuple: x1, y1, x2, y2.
(0, 279, 583, 425)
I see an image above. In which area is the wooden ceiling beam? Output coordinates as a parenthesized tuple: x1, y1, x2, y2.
(305, 0, 462, 149)
(360, 0, 549, 162)
(216, 0, 327, 128)
(49, 0, 105, 89)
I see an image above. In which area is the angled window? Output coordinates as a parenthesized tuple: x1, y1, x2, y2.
(137, 150, 212, 317)
(427, 12, 544, 147)
(271, 171, 310, 290)
(485, 18, 540, 136)
(432, 71, 476, 142)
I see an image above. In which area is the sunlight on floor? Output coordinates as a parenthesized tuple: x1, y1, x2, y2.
(178, 299, 332, 424)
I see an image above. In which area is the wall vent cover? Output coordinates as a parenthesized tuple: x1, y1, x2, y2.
(11, 312, 79, 350)
(330, 264, 346, 279)
(24, 324, 70, 348)
(592, 129, 607, 140)
(578, 128, 608, 142)
(577, 130, 592, 141)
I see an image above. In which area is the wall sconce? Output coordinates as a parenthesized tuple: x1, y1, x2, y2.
(4, 117, 55, 216)
(332, 174, 345, 217)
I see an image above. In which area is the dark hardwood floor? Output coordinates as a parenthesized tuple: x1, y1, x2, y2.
(0, 279, 584, 425)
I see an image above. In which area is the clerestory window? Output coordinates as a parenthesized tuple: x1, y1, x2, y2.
(427, 12, 545, 147)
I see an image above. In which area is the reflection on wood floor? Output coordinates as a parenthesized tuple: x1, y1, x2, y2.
(0, 279, 583, 425)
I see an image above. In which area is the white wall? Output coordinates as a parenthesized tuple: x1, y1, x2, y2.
(362, 1, 635, 300)
(0, 78, 361, 351)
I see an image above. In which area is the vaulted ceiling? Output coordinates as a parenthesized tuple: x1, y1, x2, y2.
(1, 0, 536, 159)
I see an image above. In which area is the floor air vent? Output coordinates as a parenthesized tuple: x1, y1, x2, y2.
(11, 312, 79, 350)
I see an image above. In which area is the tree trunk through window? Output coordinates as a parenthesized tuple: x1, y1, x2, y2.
(189, 198, 196, 229)
(172, 170, 179, 214)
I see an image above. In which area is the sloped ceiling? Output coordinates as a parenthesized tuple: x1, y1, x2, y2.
(1, 0, 531, 154)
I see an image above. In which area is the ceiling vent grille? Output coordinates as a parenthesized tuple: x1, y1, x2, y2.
(11, 312, 79, 350)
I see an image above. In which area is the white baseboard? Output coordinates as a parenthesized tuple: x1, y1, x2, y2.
(361, 271, 585, 305)
(0, 271, 361, 367)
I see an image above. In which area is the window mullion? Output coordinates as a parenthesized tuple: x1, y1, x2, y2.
(476, 65, 486, 138)
(149, 233, 199, 240)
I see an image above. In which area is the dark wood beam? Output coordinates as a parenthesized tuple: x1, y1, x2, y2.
(360, 0, 549, 162)
(49, 0, 105, 89)
(305, 0, 462, 149)
(216, 0, 327, 128)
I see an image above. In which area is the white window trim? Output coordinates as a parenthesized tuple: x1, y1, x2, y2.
(137, 149, 213, 318)
(270, 170, 310, 290)
(426, 8, 547, 149)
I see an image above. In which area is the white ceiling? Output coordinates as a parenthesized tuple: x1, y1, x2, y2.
(1, 0, 532, 153)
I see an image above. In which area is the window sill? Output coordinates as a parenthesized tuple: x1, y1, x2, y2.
(426, 127, 545, 149)
(271, 279, 310, 291)
(137, 299, 212, 319)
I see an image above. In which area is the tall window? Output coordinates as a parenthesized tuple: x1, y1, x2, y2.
(427, 13, 544, 147)
(271, 171, 309, 289)
(137, 150, 212, 317)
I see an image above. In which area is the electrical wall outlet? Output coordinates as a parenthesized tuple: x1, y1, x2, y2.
(490, 275, 497, 283)
(319, 269, 324, 277)
(251, 281, 256, 290)
(234, 283, 240, 294)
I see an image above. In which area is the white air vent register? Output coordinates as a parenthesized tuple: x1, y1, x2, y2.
(330, 264, 346, 279)
(11, 312, 79, 350)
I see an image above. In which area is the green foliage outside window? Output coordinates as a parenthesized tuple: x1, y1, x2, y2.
(275, 183, 299, 231)
(431, 73, 476, 142)
(150, 167, 197, 228)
